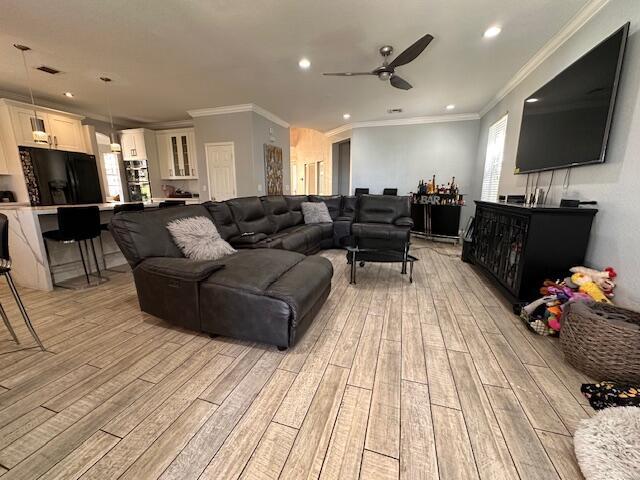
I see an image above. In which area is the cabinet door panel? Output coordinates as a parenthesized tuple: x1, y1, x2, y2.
(10, 107, 51, 147)
(48, 113, 85, 152)
(187, 131, 198, 178)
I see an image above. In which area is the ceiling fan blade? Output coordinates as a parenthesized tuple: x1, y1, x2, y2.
(322, 72, 373, 76)
(390, 75, 412, 90)
(389, 34, 434, 68)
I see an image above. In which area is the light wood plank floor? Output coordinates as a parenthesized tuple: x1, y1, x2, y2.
(0, 239, 590, 479)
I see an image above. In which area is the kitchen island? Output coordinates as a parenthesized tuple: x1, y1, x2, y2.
(0, 200, 201, 291)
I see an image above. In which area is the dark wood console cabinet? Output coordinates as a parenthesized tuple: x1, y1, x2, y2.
(467, 201, 597, 305)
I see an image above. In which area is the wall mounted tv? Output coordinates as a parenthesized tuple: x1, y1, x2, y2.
(515, 22, 629, 174)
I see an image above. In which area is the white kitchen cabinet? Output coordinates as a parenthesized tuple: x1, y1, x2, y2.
(156, 129, 198, 179)
(8, 103, 86, 152)
(120, 129, 148, 160)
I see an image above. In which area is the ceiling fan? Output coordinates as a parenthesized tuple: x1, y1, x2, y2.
(322, 33, 434, 90)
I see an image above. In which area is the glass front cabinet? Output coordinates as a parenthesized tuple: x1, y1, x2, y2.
(156, 128, 198, 180)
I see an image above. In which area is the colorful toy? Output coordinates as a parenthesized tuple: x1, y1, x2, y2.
(570, 266, 617, 297)
(571, 272, 612, 304)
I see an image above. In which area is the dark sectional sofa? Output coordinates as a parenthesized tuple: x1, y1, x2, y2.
(110, 194, 413, 349)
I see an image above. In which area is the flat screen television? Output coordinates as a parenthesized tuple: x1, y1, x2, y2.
(515, 23, 629, 174)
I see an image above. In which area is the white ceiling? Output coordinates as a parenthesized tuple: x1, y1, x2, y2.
(0, 0, 591, 131)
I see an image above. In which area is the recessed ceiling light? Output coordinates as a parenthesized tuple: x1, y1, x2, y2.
(298, 58, 311, 69)
(446, 104, 455, 110)
(483, 26, 502, 38)
(526, 98, 539, 103)
(63, 92, 74, 98)
(343, 113, 351, 120)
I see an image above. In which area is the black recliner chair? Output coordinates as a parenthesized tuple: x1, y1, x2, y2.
(351, 194, 414, 272)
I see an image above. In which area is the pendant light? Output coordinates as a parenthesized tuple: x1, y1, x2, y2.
(99, 76, 121, 153)
(14, 44, 48, 145)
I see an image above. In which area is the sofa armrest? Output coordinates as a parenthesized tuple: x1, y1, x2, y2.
(229, 233, 268, 247)
(394, 216, 414, 228)
(138, 257, 224, 282)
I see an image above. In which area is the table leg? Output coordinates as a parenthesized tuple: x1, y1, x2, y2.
(350, 250, 357, 284)
(409, 260, 414, 283)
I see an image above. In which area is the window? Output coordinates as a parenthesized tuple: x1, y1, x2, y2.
(103, 152, 123, 201)
(481, 114, 508, 201)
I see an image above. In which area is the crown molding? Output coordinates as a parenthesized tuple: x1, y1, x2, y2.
(479, 0, 611, 117)
(143, 119, 194, 130)
(187, 103, 290, 128)
(325, 112, 480, 136)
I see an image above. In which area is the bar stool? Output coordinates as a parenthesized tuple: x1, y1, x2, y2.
(0, 214, 45, 350)
(43, 206, 106, 289)
(383, 188, 398, 195)
(99, 203, 144, 271)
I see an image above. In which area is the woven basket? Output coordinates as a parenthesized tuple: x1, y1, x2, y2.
(560, 302, 640, 384)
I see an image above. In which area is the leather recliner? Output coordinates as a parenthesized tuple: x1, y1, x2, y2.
(351, 194, 413, 250)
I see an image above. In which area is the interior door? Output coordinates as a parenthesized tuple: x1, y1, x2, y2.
(205, 143, 236, 201)
(48, 113, 85, 152)
(305, 163, 317, 195)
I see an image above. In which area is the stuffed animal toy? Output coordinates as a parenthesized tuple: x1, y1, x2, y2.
(570, 266, 617, 297)
(571, 272, 612, 304)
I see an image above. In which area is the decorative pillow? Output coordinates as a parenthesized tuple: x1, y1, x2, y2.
(166, 216, 236, 261)
(301, 202, 333, 224)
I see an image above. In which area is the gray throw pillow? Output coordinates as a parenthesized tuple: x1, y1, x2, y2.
(301, 202, 333, 224)
(166, 216, 236, 261)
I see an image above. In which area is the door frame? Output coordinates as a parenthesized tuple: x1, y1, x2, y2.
(204, 141, 237, 201)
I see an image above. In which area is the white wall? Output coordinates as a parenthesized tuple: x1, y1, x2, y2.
(351, 120, 481, 225)
(474, 0, 640, 307)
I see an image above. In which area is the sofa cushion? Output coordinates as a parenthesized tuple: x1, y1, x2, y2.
(166, 216, 236, 260)
(301, 202, 332, 224)
(357, 194, 411, 224)
(341, 196, 358, 219)
(352, 222, 410, 242)
(309, 195, 342, 220)
(226, 197, 274, 235)
(284, 195, 308, 225)
(202, 201, 240, 241)
(110, 205, 211, 267)
(260, 196, 295, 232)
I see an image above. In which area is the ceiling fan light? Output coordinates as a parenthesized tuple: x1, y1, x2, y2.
(379, 71, 391, 81)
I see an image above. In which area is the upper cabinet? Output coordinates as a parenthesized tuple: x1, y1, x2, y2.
(156, 128, 198, 179)
(6, 101, 87, 153)
(120, 129, 148, 161)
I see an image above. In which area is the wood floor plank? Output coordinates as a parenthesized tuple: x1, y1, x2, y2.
(330, 306, 368, 369)
(0, 407, 55, 451)
(280, 364, 349, 480)
(0, 378, 151, 480)
(139, 335, 211, 383)
(201, 369, 296, 479)
(159, 350, 283, 479)
(274, 329, 341, 429)
(421, 323, 445, 349)
(38, 430, 120, 480)
(401, 312, 428, 384)
(526, 365, 590, 435)
(456, 317, 509, 388)
(382, 293, 402, 342)
(80, 354, 233, 480)
(238, 422, 298, 480)
(448, 351, 518, 480)
(486, 306, 546, 367)
(424, 347, 460, 410)
(434, 300, 468, 352)
(319, 385, 371, 480)
(400, 380, 438, 480)
(537, 430, 585, 480)
(360, 450, 399, 480)
(485, 333, 568, 434)
(365, 339, 401, 458)
(485, 386, 560, 480)
(431, 404, 480, 480)
(119, 399, 217, 480)
(348, 313, 383, 389)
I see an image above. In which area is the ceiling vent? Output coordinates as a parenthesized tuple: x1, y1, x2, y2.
(36, 65, 61, 75)
(387, 108, 403, 114)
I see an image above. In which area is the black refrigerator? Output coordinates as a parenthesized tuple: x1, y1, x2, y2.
(21, 147, 103, 206)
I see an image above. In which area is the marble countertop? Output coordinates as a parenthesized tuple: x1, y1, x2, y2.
(0, 199, 202, 215)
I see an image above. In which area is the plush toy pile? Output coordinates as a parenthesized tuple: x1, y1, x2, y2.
(520, 266, 617, 336)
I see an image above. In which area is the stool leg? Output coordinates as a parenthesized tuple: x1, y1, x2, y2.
(78, 241, 90, 285)
(0, 299, 19, 344)
(89, 239, 103, 279)
(5, 273, 44, 351)
(99, 233, 108, 270)
(43, 238, 56, 287)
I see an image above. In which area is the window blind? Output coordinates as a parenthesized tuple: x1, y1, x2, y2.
(480, 114, 508, 202)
